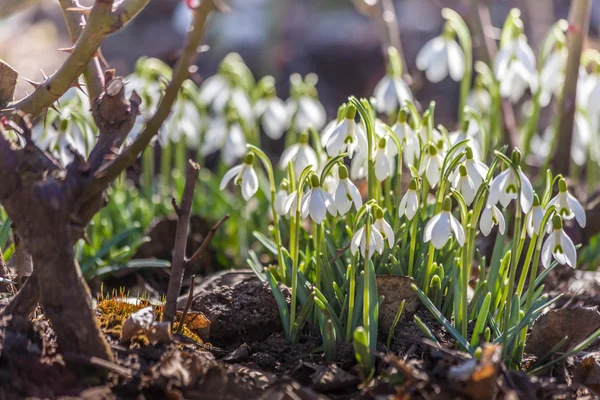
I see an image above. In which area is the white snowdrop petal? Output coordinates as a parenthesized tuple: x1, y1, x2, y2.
(423, 213, 441, 243)
(449, 214, 465, 246)
(220, 164, 243, 190)
(560, 230, 578, 268)
(351, 227, 364, 255)
(518, 170, 534, 214)
(480, 206, 493, 237)
(241, 167, 259, 201)
(279, 144, 300, 169)
(446, 40, 465, 82)
(541, 231, 556, 268)
(431, 214, 451, 249)
(309, 189, 327, 223)
(567, 192, 587, 227)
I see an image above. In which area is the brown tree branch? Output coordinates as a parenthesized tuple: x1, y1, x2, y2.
(176, 274, 196, 335)
(4, 0, 147, 118)
(186, 214, 230, 267)
(87, 0, 219, 198)
(553, 0, 591, 176)
(163, 161, 200, 324)
(58, 0, 105, 103)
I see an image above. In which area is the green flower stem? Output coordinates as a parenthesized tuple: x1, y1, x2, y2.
(408, 216, 418, 277)
(501, 200, 522, 352)
(516, 234, 537, 297)
(522, 90, 542, 157)
(346, 255, 357, 342)
(363, 212, 373, 350)
(314, 222, 324, 292)
(423, 243, 435, 295)
(350, 98, 376, 201)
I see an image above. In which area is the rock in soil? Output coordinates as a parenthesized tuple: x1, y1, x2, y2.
(188, 277, 289, 347)
(376, 275, 420, 333)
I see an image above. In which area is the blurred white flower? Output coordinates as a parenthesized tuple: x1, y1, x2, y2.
(351, 224, 384, 259)
(279, 133, 318, 176)
(539, 45, 567, 107)
(201, 118, 247, 166)
(287, 96, 326, 132)
(466, 87, 492, 116)
(199, 76, 254, 123)
(255, 96, 290, 140)
(373, 74, 413, 115)
(416, 33, 465, 83)
(495, 36, 538, 102)
(526, 195, 545, 238)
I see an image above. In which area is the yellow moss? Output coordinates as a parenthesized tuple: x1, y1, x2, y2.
(96, 291, 209, 346)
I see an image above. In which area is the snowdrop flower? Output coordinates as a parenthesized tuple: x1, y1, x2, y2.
(533, 110, 592, 166)
(548, 178, 586, 228)
(466, 86, 492, 116)
(480, 204, 506, 237)
(423, 197, 465, 249)
(199, 75, 253, 123)
(279, 132, 318, 176)
(541, 215, 577, 268)
(450, 146, 488, 191)
(220, 153, 259, 201)
(374, 137, 393, 181)
(325, 105, 367, 158)
(494, 35, 538, 102)
(453, 165, 476, 206)
(392, 109, 420, 167)
(539, 44, 567, 107)
(398, 179, 419, 220)
(418, 144, 443, 188)
(351, 222, 384, 259)
(526, 194, 545, 238)
(255, 93, 290, 140)
(275, 180, 290, 216)
(374, 207, 395, 248)
(487, 151, 533, 213)
(301, 174, 337, 223)
(201, 117, 247, 166)
(163, 97, 205, 148)
(288, 96, 326, 132)
(448, 120, 482, 161)
(416, 25, 465, 83)
(334, 166, 362, 216)
(373, 70, 413, 115)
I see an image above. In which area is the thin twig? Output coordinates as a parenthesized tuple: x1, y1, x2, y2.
(176, 274, 196, 335)
(186, 214, 230, 266)
(329, 242, 351, 265)
(5, 0, 147, 118)
(553, 0, 591, 175)
(87, 0, 220, 199)
(163, 160, 200, 324)
(62, 352, 133, 378)
(58, 0, 105, 103)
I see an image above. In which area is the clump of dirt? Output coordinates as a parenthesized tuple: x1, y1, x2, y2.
(189, 278, 289, 347)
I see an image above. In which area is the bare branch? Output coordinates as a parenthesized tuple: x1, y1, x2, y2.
(87, 0, 218, 198)
(176, 274, 196, 335)
(58, 0, 105, 103)
(186, 214, 230, 267)
(6, 0, 148, 117)
(163, 160, 200, 324)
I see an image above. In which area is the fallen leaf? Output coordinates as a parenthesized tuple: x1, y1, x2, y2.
(525, 307, 600, 358)
(121, 306, 155, 342)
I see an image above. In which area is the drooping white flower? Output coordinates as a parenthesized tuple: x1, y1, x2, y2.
(288, 96, 326, 132)
(201, 117, 247, 166)
(220, 153, 259, 201)
(495, 36, 538, 102)
(199, 75, 253, 123)
(279, 132, 319, 176)
(423, 197, 465, 249)
(539, 45, 567, 107)
(275, 181, 290, 216)
(351, 224, 384, 259)
(333, 166, 362, 216)
(453, 164, 476, 206)
(391, 110, 420, 167)
(541, 215, 577, 268)
(466, 87, 492, 116)
(526, 195, 545, 238)
(373, 73, 413, 115)
(487, 153, 534, 214)
(448, 120, 482, 161)
(325, 105, 367, 158)
(547, 178, 586, 228)
(374, 137, 393, 182)
(416, 28, 465, 83)
(255, 95, 290, 140)
(374, 207, 395, 248)
(480, 204, 506, 237)
(398, 179, 419, 220)
(301, 174, 337, 223)
(418, 144, 443, 188)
